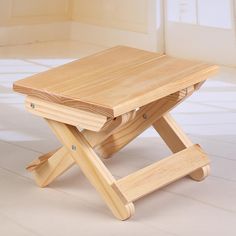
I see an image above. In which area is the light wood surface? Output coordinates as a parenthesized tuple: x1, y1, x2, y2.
(95, 86, 195, 158)
(189, 165, 210, 181)
(13, 46, 218, 117)
(26, 148, 60, 172)
(46, 119, 134, 220)
(153, 113, 193, 153)
(30, 147, 74, 187)
(26, 112, 136, 187)
(26, 87, 195, 188)
(82, 110, 136, 147)
(153, 113, 210, 181)
(117, 145, 209, 202)
(25, 96, 107, 131)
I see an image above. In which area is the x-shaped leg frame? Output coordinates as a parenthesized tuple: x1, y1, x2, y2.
(26, 82, 210, 220)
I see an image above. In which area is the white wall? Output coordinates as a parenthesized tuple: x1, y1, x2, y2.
(165, 0, 236, 66)
(165, 23, 236, 66)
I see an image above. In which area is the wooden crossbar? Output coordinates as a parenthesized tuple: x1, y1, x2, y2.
(26, 96, 108, 131)
(116, 145, 209, 202)
(95, 87, 195, 158)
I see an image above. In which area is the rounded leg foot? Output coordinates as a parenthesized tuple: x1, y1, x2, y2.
(124, 203, 135, 220)
(113, 202, 135, 221)
(189, 165, 210, 181)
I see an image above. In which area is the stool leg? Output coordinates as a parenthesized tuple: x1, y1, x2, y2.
(189, 165, 210, 181)
(95, 85, 197, 159)
(25, 115, 132, 187)
(46, 119, 134, 220)
(26, 146, 74, 187)
(153, 113, 210, 181)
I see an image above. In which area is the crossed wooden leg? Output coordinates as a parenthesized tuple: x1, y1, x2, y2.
(26, 83, 210, 220)
(153, 113, 210, 181)
(26, 146, 74, 187)
(46, 119, 134, 220)
(26, 109, 136, 188)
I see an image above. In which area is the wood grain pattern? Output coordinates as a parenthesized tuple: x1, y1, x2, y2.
(153, 113, 193, 153)
(95, 86, 195, 158)
(26, 112, 136, 187)
(13, 46, 218, 117)
(25, 96, 107, 131)
(82, 110, 136, 147)
(31, 147, 75, 188)
(26, 148, 60, 172)
(46, 119, 134, 220)
(153, 112, 210, 181)
(25, 85, 202, 189)
(117, 145, 209, 202)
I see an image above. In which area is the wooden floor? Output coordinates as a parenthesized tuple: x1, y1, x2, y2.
(0, 41, 236, 236)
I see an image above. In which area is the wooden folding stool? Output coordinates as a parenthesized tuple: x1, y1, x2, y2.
(13, 46, 218, 220)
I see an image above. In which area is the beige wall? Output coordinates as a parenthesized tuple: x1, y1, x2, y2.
(0, 0, 70, 26)
(71, 0, 149, 33)
(0, 0, 153, 33)
(0, 0, 162, 52)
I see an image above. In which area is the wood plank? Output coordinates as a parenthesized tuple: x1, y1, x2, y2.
(95, 87, 195, 158)
(31, 147, 75, 187)
(82, 110, 136, 147)
(153, 113, 193, 153)
(46, 119, 134, 220)
(26, 112, 136, 186)
(153, 112, 210, 181)
(116, 145, 209, 202)
(25, 96, 107, 131)
(26, 85, 206, 188)
(13, 46, 218, 117)
(26, 148, 60, 172)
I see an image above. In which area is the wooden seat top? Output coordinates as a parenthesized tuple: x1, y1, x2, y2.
(13, 46, 218, 117)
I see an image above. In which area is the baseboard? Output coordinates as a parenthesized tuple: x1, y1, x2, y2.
(70, 22, 159, 52)
(0, 21, 70, 46)
(0, 21, 160, 52)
